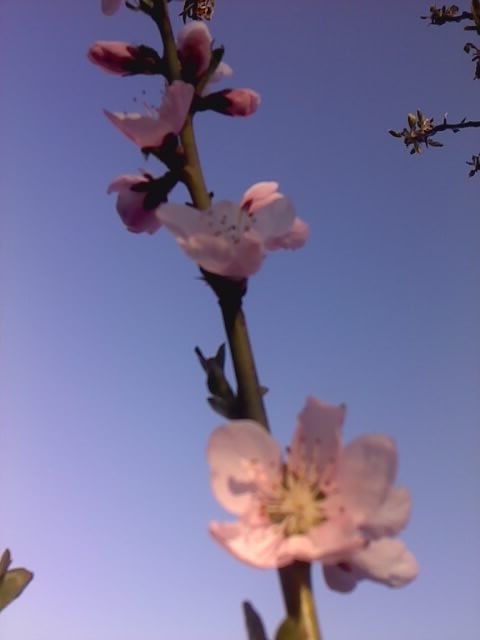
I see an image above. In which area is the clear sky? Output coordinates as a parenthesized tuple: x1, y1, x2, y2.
(1, 1, 479, 639)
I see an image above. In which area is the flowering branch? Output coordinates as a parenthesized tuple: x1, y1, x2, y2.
(150, 1, 321, 637)
(94, 3, 417, 639)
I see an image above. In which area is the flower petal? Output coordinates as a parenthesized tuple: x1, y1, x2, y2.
(337, 435, 397, 526)
(104, 110, 170, 149)
(363, 486, 411, 538)
(209, 520, 288, 569)
(249, 195, 296, 243)
(209, 62, 233, 86)
(207, 421, 281, 515)
(288, 397, 344, 484)
(265, 217, 309, 251)
(157, 80, 194, 134)
(101, 0, 122, 15)
(240, 182, 280, 214)
(284, 519, 363, 564)
(177, 233, 265, 279)
(107, 174, 162, 234)
(348, 539, 418, 587)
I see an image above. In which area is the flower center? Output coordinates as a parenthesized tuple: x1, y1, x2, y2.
(260, 466, 328, 536)
(205, 205, 257, 244)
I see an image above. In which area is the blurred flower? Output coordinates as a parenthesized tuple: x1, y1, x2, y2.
(207, 396, 416, 576)
(104, 81, 194, 149)
(87, 42, 164, 76)
(107, 175, 162, 234)
(323, 486, 417, 591)
(198, 89, 260, 117)
(176, 22, 232, 86)
(101, 0, 122, 15)
(155, 182, 308, 279)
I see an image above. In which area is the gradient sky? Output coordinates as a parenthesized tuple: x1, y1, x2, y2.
(1, 1, 479, 639)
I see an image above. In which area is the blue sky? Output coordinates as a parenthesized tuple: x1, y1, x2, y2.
(1, 1, 479, 639)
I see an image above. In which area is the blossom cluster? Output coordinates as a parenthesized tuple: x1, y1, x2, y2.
(89, 18, 308, 279)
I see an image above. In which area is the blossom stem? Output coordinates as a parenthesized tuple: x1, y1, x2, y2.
(152, 3, 321, 637)
(279, 562, 322, 640)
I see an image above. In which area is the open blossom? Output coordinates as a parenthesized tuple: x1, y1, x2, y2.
(207, 396, 417, 582)
(176, 22, 232, 87)
(107, 175, 162, 234)
(87, 42, 163, 76)
(104, 81, 194, 149)
(101, 0, 122, 15)
(155, 182, 308, 279)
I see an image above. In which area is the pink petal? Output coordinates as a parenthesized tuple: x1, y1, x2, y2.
(363, 487, 411, 538)
(337, 435, 397, 526)
(265, 217, 309, 251)
(208, 62, 233, 86)
(207, 421, 281, 516)
(101, 0, 122, 15)
(104, 110, 171, 149)
(284, 519, 363, 564)
(209, 520, 288, 569)
(347, 539, 418, 587)
(288, 397, 344, 484)
(153, 202, 206, 237)
(107, 175, 161, 234)
(157, 80, 194, 135)
(240, 182, 280, 214)
(177, 233, 265, 279)
(87, 41, 134, 75)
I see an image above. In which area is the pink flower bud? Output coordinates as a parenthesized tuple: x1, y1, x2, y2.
(101, 0, 122, 15)
(199, 89, 260, 117)
(107, 175, 162, 234)
(87, 42, 163, 76)
(176, 23, 212, 79)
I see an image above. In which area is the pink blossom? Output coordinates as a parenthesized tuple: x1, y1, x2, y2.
(107, 175, 162, 234)
(176, 22, 232, 86)
(104, 81, 194, 149)
(155, 182, 308, 279)
(101, 0, 122, 15)
(322, 485, 417, 591)
(87, 42, 162, 76)
(200, 89, 260, 117)
(207, 396, 411, 570)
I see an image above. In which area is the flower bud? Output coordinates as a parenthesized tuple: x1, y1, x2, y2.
(198, 89, 260, 117)
(87, 42, 164, 76)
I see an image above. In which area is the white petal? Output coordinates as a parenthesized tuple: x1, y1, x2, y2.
(209, 520, 289, 569)
(250, 196, 296, 242)
(177, 233, 265, 278)
(207, 421, 281, 515)
(337, 435, 397, 526)
(348, 538, 418, 587)
(363, 486, 411, 538)
(288, 397, 344, 484)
